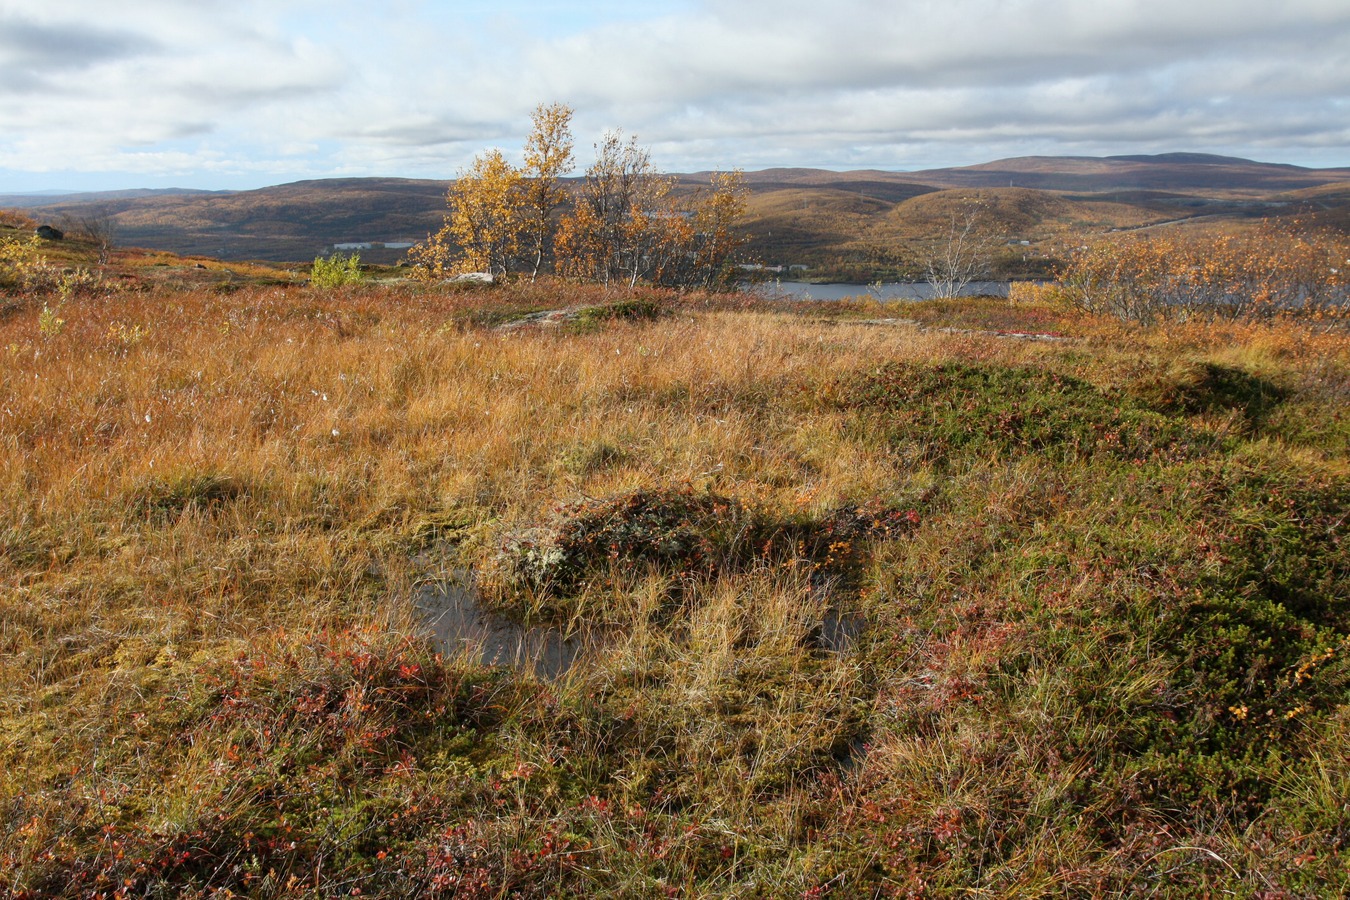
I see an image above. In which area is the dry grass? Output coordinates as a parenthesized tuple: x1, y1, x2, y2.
(1, 278, 1347, 896)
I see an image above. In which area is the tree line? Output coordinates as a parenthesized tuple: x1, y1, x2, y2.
(407, 103, 748, 290)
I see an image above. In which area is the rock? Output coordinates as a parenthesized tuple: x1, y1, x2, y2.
(495, 308, 576, 331)
(446, 272, 494, 285)
(35, 224, 64, 241)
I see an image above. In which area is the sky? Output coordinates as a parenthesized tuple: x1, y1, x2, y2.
(1, 0, 1348, 192)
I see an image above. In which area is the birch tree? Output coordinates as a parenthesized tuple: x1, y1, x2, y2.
(557, 131, 678, 287)
(520, 102, 574, 282)
(688, 170, 748, 290)
(924, 197, 997, 298)
(408, 149, 524, 280)
(408, 104, 749, 289)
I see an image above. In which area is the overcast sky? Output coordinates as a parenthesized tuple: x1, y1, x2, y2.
(2, 0, 1348, 191)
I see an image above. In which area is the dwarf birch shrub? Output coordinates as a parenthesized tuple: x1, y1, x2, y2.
(0, 233, 46, 293)
(310, 251, 365, 288)
(1054, 223, 1350, 324)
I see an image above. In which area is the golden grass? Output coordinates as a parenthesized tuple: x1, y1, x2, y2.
(0, 285, 938, 736)
(2, 281, 1348, 896)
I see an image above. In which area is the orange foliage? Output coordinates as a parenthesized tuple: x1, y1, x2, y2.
(408, 108, 748, 290)
(1054, 221, 1349, 324)
(0, 208, 39, 230)
(409, 150, 524, 280)
(519, 102, 575, 282)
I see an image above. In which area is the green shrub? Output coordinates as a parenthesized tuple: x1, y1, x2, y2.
(310, 252, 365, 288)
(573, 297, 664, 327)
(842, 362, 1214, 464)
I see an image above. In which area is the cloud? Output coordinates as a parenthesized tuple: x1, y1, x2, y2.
(344, 120, 513, 149)
(523, 0, 1349, 101)
(0, 0, 1346, 188)
(0, 17, 155, 70)
(515, 0, 1350, 170)
(0, 2, 345, 168)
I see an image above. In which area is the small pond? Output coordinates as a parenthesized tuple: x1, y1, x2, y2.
(415, 571, 867, 679)
(415, 572, 584, 679)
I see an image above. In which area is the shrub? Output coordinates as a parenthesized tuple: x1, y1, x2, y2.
(0, 232, 44, 293)
(1, 233, 99, 297)
(842, 361, 1213, 464)
(1007, 280, 1055, 304)
(310, 251, 365, 288)
(0, 209, 38, 229)
(36, 303, 64, 338)
(1053, 224, 1350, 324)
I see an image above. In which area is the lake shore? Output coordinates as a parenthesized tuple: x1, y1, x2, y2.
(751, 279, 1016, 300)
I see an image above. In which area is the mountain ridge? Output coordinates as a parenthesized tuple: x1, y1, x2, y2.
(3, 153, 1347, 264)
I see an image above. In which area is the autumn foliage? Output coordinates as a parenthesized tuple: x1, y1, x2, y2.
(408, 103, 747, 289)
(1053, 221, 1350, 323)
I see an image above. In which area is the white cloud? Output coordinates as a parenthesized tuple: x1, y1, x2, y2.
(0, 0, 1346, 189)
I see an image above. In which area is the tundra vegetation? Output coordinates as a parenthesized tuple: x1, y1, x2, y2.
(0, 204, 1348, 899)
(1051, 221, 1349, 324)
(309, 252, 366, 289)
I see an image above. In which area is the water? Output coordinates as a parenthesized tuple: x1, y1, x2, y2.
(415, 571, 867, 679)
(415, 572, 583, 679)
(816, 608, 865, 652)
(754, 280, 1012, 301)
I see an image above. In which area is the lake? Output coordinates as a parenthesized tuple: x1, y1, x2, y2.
(753, 281, 1012, 301)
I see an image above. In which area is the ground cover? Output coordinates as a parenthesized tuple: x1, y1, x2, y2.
(0, 272, 1347, 897)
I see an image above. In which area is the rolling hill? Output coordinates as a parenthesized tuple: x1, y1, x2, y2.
(3, 154, 1348, 274)
(1, 179, 451, 264)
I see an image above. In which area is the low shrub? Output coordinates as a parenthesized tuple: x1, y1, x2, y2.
(494, 488, 920, 606)
(1052, 224, 1350, 324)
(310, 251, 365, 288)
(1126, 360, 1286, 425)
(572, 297, 665, 328)
(842, 361, 1213, 464)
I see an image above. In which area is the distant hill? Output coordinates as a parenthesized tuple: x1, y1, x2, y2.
(907, 153, 1350, 194)
(737, 155, 1350, 278)
(0, 187, 219, 208)
(1, 179, 450, 263)
(3, 154, 1348, 268)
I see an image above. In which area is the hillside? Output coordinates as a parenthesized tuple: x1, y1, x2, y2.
(2, 178, 450, 264)
(3, 154, 1349, 270)
(0, 187, 218, 208)
(912, 152, 1350, 194)
(738, 157, 1350, 279)
(1275, 181, 1350, 231)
